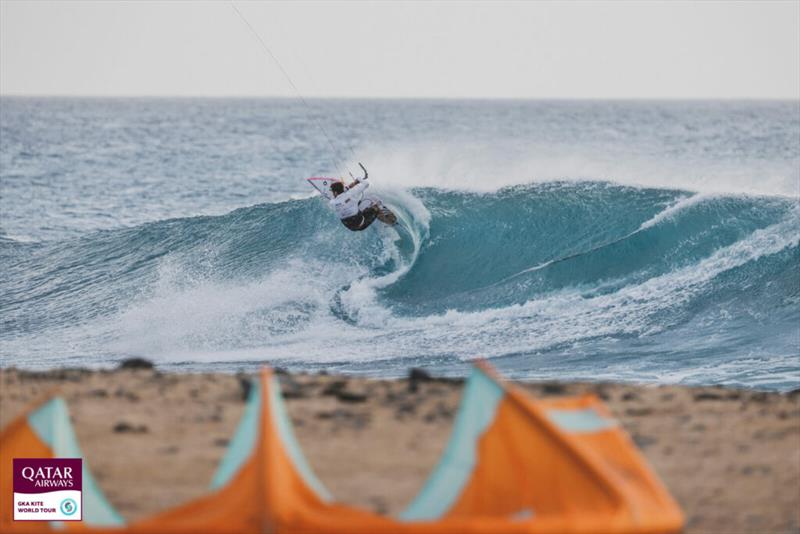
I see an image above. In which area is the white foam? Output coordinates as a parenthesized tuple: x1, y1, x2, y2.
(337, 185, 431, 326)
(342, 142, 800, 198)
(637, 193, 713, 230)
(111, 257, 358, 357)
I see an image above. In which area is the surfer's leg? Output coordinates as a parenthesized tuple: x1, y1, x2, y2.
(341, 214, 363, 231)
(356, 207, 379, 230)
(342, 208, 378, 231)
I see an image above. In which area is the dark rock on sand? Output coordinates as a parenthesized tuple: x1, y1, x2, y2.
(336, 391, 367, 403)
(632, 434, 657, 449)
(621, 392, 639, 401)
(408, 368, 433, 392)
(409, 368, 433, 382)
(408, 368, 464, 392)
(322, 380, 348, 396)
(395, 402, 416, 419)
(237, 375, 252, 402)
(279, 375, 308, 399)
(114, 388, 140, 402)
(118, 357, 155, 370)
(541, 382, 566, 395)
(113, 421, 148, 433)
(694, 391, 724, 401)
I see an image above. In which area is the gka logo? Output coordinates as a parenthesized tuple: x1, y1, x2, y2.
(60, 498, 78, 516)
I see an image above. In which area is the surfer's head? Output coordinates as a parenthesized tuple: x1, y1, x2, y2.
(330, 182, 345, 197)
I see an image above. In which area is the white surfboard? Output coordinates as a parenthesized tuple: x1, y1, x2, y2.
(306, 177, 342, 201)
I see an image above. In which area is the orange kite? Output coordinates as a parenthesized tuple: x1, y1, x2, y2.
(0, 363, 683, 533)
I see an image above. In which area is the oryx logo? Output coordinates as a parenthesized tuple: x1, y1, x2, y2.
(13, 458, 83, 521)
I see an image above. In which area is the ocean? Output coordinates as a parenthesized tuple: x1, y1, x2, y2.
(1, 97, 798, 390)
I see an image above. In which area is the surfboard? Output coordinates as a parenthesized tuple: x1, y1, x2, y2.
(376, 205, 398, 225)
(307, 177, 342, 201)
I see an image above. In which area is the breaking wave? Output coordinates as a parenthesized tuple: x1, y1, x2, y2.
(1, 181, 798, 389)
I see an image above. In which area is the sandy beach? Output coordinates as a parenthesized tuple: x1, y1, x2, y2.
(1, 363, 798, 533)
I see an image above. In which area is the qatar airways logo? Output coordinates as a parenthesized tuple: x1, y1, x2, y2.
(13, 458, 82, 521)
(20, 465, 76, 488)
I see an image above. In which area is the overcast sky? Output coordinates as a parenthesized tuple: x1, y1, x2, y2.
(1, 0, 798, 99)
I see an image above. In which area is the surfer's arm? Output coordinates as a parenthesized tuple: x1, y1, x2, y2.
(347, 181, 369, 195)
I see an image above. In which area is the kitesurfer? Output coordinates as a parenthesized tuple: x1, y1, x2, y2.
(330, 178, 381, 232)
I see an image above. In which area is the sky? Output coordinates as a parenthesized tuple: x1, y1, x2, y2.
(1, 0, 798, 99)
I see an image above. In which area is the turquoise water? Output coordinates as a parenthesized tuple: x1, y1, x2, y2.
(1, 98, 798, 389)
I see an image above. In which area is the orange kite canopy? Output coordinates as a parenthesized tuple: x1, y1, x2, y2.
(0, 363, 683, 533)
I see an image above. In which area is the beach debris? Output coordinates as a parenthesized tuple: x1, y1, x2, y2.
(368, 496, 388, 515)
(113, 421, 148, 433)
(321, 380, 347, 396)
(633, 434, 658, 449)
(593, 385, 611, 401)
(114, 388, 140, 402)
(279, 374, 308, 399)
(621, 391, 640, 401)
(423, 401, 455, 424)
(409, 367, 433, 382)
(320, 379, 365, 402)
(406, 367, 463, 391)
(314, 408, 370, 429)
(315, 408, 350, 420)
(193, 412, 223, 423)
(394, 401, 416, 419)
(17, 369, 88, 382)
(408, 368, 433, 392)
(335, 390, 367, 403)
(118, 357, 154, 370)
(541, 382, 566, 395)
(693, 391, 724, 401)
(237, 374, 252, 402)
